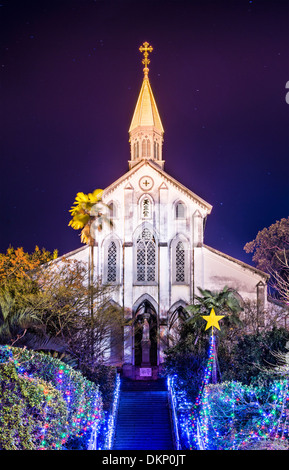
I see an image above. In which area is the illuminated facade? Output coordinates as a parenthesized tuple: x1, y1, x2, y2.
(63, 43, 269, 379)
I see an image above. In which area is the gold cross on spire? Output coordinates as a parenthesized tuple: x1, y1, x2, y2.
(139, 41, 153, 78)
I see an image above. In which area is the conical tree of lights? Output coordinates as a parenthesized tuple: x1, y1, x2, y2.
(190, 308, 224, 450)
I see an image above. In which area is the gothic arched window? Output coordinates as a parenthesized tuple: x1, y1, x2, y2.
(136, 228, 156, 283)
(107, 241, 117, 283)
(175, 241, 185, 283)
(134, 141, 139, 159)
(175, 202, 186, 219)
(104, 238, 120, 284)
(171, 236, 189, 284)
(154, 141, 159, 159)
(142, 139, 151, 158)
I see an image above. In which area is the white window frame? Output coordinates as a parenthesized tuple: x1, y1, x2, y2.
(171, 235, 190, 285)
(133, 224, 158, 286)
(103, 237, 121, 285)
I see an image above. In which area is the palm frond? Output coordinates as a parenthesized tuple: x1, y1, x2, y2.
(68, 213, 90, 230)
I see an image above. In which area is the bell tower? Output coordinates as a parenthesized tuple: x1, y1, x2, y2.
(128, 42, 165, 170)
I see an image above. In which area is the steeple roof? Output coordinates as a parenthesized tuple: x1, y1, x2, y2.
(128, 42, 165, 170)
(129, 76, 164, 134)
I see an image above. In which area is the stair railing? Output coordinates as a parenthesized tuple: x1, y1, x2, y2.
(103, 373, 121, 449)
(87, 391, 103, 450)
(167, 376, 182, 450)
(87, 373, 121, 450)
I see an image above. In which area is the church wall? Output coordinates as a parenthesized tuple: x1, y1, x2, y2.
(101, 165, 210, 321)
(62, 162, 268, 370)
(201, 245, 268, 306)
(170, 285, 191, 308)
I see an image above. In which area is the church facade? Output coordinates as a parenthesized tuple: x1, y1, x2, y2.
(62, 43, 269, 379)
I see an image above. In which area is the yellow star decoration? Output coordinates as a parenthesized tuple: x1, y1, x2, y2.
(202, 308, 225, 331)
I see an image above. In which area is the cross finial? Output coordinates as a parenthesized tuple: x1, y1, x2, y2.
(139, 41, 153, 78)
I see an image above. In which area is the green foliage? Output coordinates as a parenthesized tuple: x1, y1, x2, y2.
(244, 217, 289, 299)
(0, 360, 67, 450)
(164, 315, 211, 402)
(164, 350, 209, 403)
(0, 254, 123, 370)
(0, 291, 35, 342)
(164, 285, 289, 404)
(81, 363, 117, 412)
(0, 346, 103, 450)
(185, 286, 243, 344)
(221, 327, 289, 385)
(244, 217, 289, 274)
(202, 380, 289, 450)
(163, 286, 244, 401)
(188, 286, 243, 317)
(241, 438, 289, 450)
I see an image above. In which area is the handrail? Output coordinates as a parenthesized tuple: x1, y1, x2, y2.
(87, 392, 102, 450)
(104, 373, 121, 450)
(87, 373, 121, 450)
(167, 376, 182, 450)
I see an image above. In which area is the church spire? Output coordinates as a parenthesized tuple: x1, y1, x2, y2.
(128, 42, 164, 170)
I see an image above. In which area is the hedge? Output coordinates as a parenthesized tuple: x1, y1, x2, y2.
(0, 346, 104, 450)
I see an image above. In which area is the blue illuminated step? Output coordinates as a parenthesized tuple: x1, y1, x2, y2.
(113, 380, 174, 450)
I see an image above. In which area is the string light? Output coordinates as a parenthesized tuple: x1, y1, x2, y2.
(0, 345, 104, 450)
(103, 373, 121, 450)
(168, 331, 289, 450)
(167, 375, 182, 450)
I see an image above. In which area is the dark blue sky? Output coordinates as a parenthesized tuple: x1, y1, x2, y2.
(1, 0, 288, 267)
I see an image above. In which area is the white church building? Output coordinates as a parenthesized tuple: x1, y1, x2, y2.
(62, 43, 269, 379)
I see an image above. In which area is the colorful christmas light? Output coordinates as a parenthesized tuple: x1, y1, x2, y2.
(0, 345, 104, 450)
(103, 373, 121, 450)
(166, 309, 289, 451)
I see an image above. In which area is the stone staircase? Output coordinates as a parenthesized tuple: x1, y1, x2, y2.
(113, 378, 175, 450)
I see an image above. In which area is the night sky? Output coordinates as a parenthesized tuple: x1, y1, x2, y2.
(1, 0, 289, 267)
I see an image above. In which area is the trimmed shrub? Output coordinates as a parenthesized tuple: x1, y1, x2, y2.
(0, 346, 103, 450)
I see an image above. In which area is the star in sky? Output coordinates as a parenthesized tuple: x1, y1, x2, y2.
(202, 308, 225, 331)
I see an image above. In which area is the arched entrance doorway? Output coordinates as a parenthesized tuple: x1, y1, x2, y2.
(134, 300, 157, 369)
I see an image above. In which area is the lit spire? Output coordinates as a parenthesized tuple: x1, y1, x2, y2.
(128, 42, 164, 170)
(139, 41, 153, 79)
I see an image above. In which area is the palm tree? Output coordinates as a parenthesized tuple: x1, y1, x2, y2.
(186, 286, 243, 382)
(68, 189, 113, 360)
(0, 289, 66, 352)
(187, 286, 243, 326)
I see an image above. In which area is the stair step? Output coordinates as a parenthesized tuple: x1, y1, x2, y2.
(112, 380, 174, 451)
(121, 378, 167, 391)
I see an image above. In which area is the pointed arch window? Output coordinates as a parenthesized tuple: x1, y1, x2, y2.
(134, 141, 139, 159)
(136, 228, 157, 283)
(172, 237, 189, 284)
(175, 241, 185, 282)
(154, 141, 159, 159)
(142, 139, 151, 158)
(107, 241, 117, 282)
(175, 202, 186, 219)
(104, 238, 120, 284)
